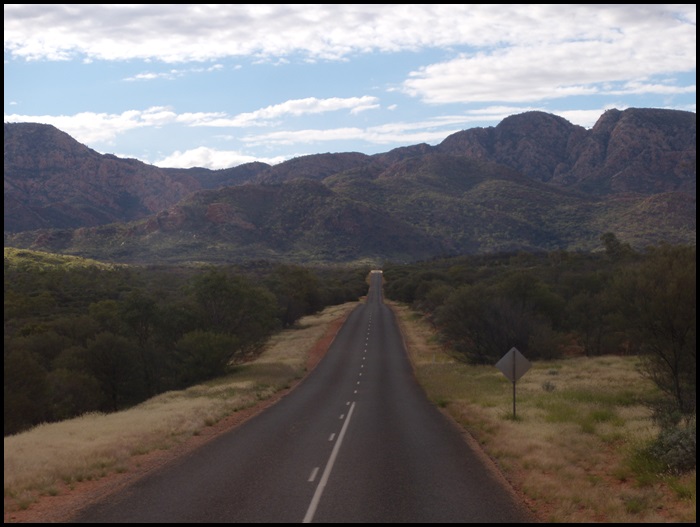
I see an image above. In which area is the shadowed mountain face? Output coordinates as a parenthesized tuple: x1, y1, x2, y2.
(4, 108, 696, 265)
(436, 108, 696, 195)
(3, 123, 271, 232)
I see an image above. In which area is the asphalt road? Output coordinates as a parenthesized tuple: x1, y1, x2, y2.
(72, 271, 534, 523)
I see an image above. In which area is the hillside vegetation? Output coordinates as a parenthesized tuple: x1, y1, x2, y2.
(4, 108, 695, 265)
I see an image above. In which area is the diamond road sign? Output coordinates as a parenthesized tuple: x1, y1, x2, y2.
(495, 347, 531, 382)
(495, 347, 531, 419)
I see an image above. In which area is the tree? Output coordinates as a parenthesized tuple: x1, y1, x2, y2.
(9, 329, 70, 369)
(265, 264, 323, 327)
(173, 330, 240, 386)
(83, 332, 142, 411)
(88, 299, 124, 334)
(497, 271, 564, 328)
(46, 368, 104, 421)
(189, 269, 278, 353)
(614, 244, 696, 419)
(119, 291, 162, 395)
(434, 284, 508, 364)
(601, 232, 634, 260)
(435, 276, 563, 364)
(4, 349, 48, 435)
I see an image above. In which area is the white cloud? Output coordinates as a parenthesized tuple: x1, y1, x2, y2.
(218, 96, 380, 127)
(124, 71, 181, 82)
(5, 4, 695, 64)
(123, 64, 225, 82)
(4, 106, 187, 143)
(607, 81, 697, 96)
(553, 109, 615, 129)
(154, 146, 288, 170)
(6, 5, 692, 116)
(242, 122, 464, 148)
(402, 29, 696, 105)
(5, 111, 146, 144)
(242, 127, 367, 146)
(2, 102, 613, 159)
(124, 72, 168, 82)
(3, 96, 380, 144)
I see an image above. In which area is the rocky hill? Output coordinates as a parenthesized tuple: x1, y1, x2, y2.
(3, 123, 270, 232)
(437, 108, 696, 195)
(4, 108, 696, 265)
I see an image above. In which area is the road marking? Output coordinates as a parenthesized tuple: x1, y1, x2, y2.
(329, 433, 335, 441)
(303, 402, 356, 523)
(308, 467, 319, 482)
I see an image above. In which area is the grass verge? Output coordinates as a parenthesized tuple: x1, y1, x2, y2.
(389, 301, 696, 523)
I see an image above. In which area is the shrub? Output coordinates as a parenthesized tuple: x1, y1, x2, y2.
(648, 415, 696, 474)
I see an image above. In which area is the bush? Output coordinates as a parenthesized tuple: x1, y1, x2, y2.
(648, 415, 696, 474)
(173, 330, 241, 387)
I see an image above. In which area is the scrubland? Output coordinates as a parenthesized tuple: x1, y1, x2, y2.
(4, 300, 696, 523)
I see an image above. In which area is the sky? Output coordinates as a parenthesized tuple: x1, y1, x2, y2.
(4, 4, 696, 170)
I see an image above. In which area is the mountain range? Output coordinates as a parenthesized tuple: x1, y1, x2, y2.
(4, 108, 696, 265)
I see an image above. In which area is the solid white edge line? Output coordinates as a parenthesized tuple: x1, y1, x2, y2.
(302, 401, 356, 523)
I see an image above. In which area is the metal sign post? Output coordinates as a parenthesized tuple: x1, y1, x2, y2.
(495, 347, 531, 419)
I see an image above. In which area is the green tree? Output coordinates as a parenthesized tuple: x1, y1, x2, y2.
(435, 278, 562, 364)
(567, 291, 611, 355)
(416, 282, 454, 321)
(4, 349, 48, 435)
(83, 332, 142, 411)
(265, 264, 323, 327)
(434, 284, 503, 364)
(119, 291, 162, 395)
(49, 315, 100, 347)
(173, 330, 240, 386)
(497, 271, 564, 328)
(10, 329, 70, 369)
(561, 269, 622, 356)
(601, 232, 635, 260)
(88, 299, 124, 334)
(190, 270, 278, 354)
(614, 244, 696, 419)
(45, 369, 104, 421)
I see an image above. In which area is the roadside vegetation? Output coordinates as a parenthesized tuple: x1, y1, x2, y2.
(4, 238, 695, 522)
(4, 248, 369, 435)
(382, 235, 695, 521)
(4, 301, 358, 517)
(393, 302, 696, 522)
(5, 295, 695, 522)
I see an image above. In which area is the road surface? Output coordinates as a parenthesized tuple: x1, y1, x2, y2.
(73, 271, 534, 523)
